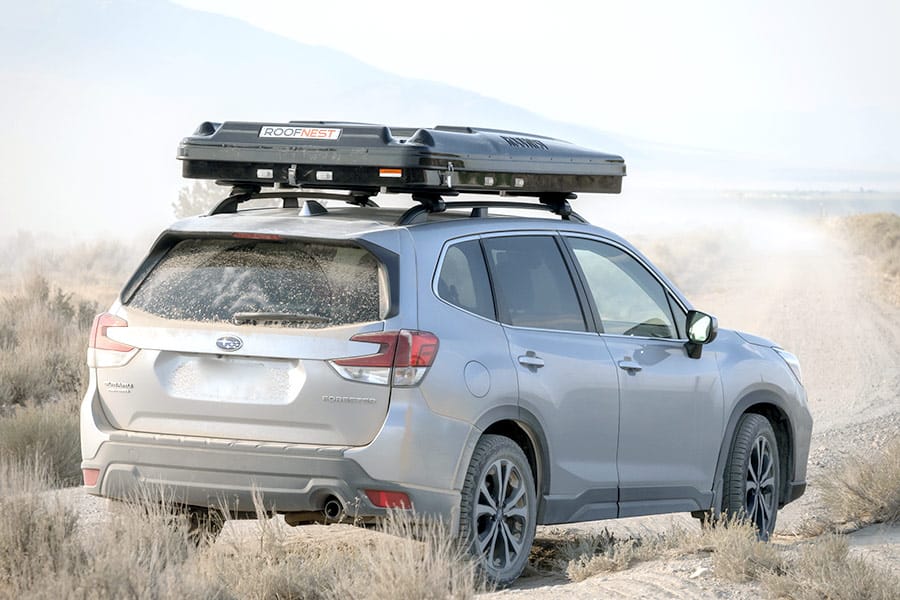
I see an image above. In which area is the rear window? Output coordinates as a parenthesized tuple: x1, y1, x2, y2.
(436, 240, 495, 320)
(128, 239, 386, 327)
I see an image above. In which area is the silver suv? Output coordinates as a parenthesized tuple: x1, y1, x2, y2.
(81, 122, 811, 585)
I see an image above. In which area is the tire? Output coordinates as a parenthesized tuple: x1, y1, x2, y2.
(722, 413, 780, 541)
(458, 434, 537, 586)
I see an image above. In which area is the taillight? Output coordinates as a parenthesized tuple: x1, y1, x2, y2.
(88, 313, 136, 368)
(89, 313, 133, 352)
(393, 330, 439, 386)
(329, 330, 438, 386)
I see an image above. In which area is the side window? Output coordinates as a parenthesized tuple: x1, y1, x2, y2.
(436, 240, 495, 320)
(483, 236, 586, 332)
(566, 237, 678, 339)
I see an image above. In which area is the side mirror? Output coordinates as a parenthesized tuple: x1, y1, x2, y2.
(685, 310, 718, 359)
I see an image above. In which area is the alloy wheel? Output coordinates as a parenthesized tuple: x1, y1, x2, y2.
(745, 435, 777, 539)
(475, 458, 530, 570)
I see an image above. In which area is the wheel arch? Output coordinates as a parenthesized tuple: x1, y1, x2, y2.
(473, 406, 551, 520)
(712, 391, 796, 510)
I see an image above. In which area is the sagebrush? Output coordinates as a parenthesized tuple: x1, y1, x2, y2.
(0, 396, 81, 485)
(819, 439, 900, 529)
(0, 275, 97, 409)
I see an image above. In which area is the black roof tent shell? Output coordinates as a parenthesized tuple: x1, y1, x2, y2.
(177, 121, 627, 197)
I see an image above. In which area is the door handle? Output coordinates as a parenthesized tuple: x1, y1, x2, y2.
(518, 354, 545, 368)
(617, 360, 642, 373)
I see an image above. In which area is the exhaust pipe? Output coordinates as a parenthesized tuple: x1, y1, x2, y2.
(323, 497, 343, 520)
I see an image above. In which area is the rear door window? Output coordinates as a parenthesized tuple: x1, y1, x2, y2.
(128, 238, 385, 327)
(482, 236, 586, 332)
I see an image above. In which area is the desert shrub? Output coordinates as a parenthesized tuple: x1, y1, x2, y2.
(0, 397, 81, 486)
(696, 517, 784, 583)
(763, 534, 900, 600)
(819, 440, 900, 529)
(565, 536, 640, 581)
(0, 274, 97, 409)
(0, 458, 84, 598)
(533, 527, 666, 581)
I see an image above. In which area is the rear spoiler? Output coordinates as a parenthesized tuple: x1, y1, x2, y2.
(177, 121, 626, 197)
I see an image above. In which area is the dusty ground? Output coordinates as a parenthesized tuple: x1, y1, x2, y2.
(63, 216, 900, 598)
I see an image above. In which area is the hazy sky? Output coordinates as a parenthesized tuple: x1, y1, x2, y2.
(174, 0, 900, 155)
(1, 0, 898, 238)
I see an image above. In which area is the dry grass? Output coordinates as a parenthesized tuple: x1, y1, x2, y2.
(0, 452, 480, 600)
(817, 439, 900, 531)
(553, 516, 783, 584)
(0, 395, 81, 486)
(763, 534, 900, 600)
(327, 511, 482, 599)
(694, 518, 784, 583)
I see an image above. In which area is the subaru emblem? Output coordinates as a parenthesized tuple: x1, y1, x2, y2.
(216, 336, 243, 352)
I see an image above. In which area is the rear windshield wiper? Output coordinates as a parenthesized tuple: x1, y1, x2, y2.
(232, 312, 329, 326)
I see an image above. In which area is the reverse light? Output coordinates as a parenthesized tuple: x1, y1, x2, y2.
(365, 489, 412, 509)
(88, 313, 137, 368)
(329, 330, 439, 387)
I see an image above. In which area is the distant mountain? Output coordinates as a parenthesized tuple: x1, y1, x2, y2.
(1, 0, 896, 236)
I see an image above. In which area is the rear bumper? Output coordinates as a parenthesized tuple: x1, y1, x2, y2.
(82, 431, 460, 523)
(80, 375, 471, 527)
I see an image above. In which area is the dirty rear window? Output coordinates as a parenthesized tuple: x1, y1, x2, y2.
(128, 239, 385, 327)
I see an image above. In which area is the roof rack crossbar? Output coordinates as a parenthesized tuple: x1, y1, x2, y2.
(396, 201, 586, 226)
(208, 188, 377, 215)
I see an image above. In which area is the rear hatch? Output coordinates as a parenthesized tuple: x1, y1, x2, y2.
(93, 235, 394, 446)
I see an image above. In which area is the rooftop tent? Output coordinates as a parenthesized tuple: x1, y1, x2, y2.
(177, 121, 626, 197)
